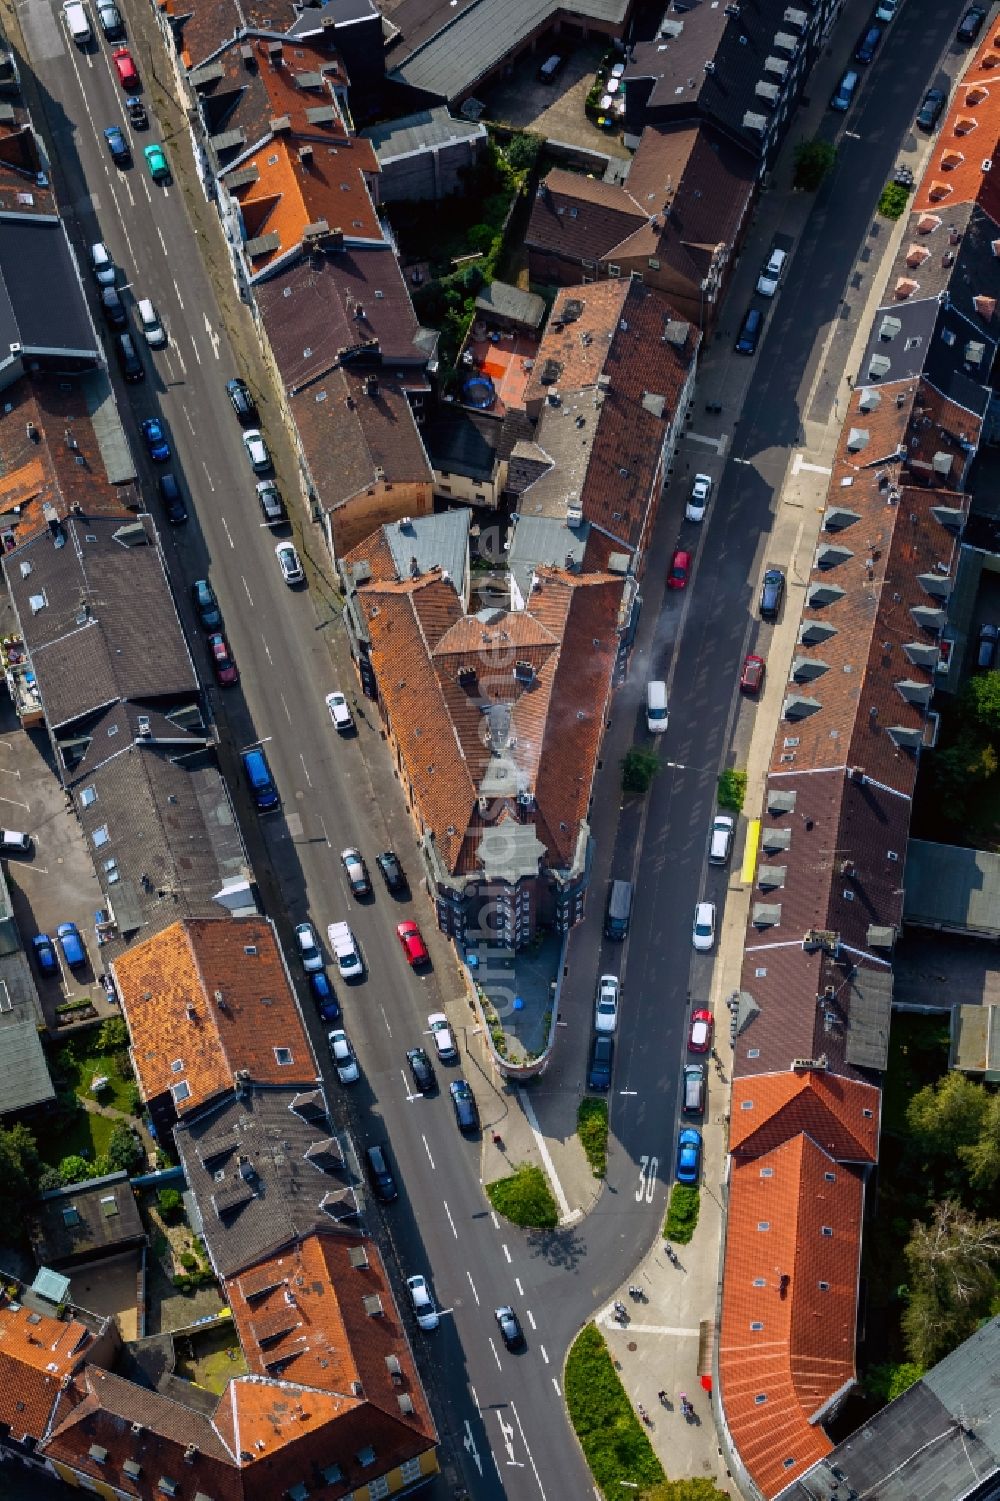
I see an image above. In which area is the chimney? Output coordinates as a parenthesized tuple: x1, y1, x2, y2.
(298, 144, 313, 167)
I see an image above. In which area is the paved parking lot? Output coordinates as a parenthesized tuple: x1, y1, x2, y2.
(481, 41, 631, 159)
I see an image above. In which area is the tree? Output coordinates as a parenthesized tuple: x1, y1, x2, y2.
(865, 1361, 923, 1404)
(505, 132, 542, 173)
(933, 728, 998, 820)
(960, 1091, 1000, 1191)
(58, 1154, 94, 1186)
(902, 1199, 1000, 1366)
(0, 1122, 40, 1235)
(906, 1072, 988, 1161)
(965, 671, 1000, 737)
(793, 138, 836, 191)
(622, 747, 660, 794)
(157, 1186, 183, 1222)
(98, 1016, 129, 1052)
(106, 1122, 141, 1174)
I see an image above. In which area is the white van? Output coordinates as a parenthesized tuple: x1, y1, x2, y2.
(646, 679, 668, 733)
(137, 298, 166, 348)
(708, 813, 735, 865)
(756, 247, 787, 297)
(63, 0, 92, 44)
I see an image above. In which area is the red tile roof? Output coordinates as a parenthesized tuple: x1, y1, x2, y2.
(0, 1294, 98, 1443)
(913, 33, 1000, 217)
(113, 917, 315, 1115)
(719, 1136, 864, 1497)
(729, 1070, 879, 1162)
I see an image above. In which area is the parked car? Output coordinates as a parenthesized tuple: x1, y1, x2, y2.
(595, 974, 619, 1034)
(428, 1012, 458, 1062)
(495, 1305, 525, 1350)
(682, 1062, 706, 1116)
(158, 472, 186, 524)
(89, 241, 115, 285)
(958, 5, 986, 41)
(115, 332, 144, 385)
(830, 68, 859, 111)
(191, 579, 221, 630)
(537, 53, 564, 81)
(111, 45, 138, 86)
(854, 23, 882, 61)
(63, 0, 92, 43)
(137, 298, 166, 348)
(874, 0, 898, 20)
(57, 922, 86, 971)
(96, 0, 124, 37)
(917, 87, 946, 130)
(756, 246, 787, 297)
(275, 541, 303, 585)
(126, 94, 147, 129)
(140, 416, 170, 461)
(309, 970, 340, 1022)
(667, 548, 691, 590)
(740, 653, 766, 693)
(364, 1143, 398, 1203)
(0, 830, 32, 854)
(588, 1033, 614, 1091)
(688, 1008, 714, 1053)
(450, 1078, 479, 1133)
(100, 285, 126, 328)
(325, 691, 354, 732)
(341, 847, 371, 897)
(226, 377, 257, 420)
(243, 428, 270, 472)
(686, 473, 712, 522)
(407, 1273, 439, 1330)
(759, 567, 784, 620)
(735, 306, 763, 354)
(406, 1046, 436, 1094)
(397, 920, 429, 967)
(978, 623, 998, 670)
(143, 143, 170, 183)
(207, 632, 238, 687)
(327, 921, 363, 979)
(256, 479, 286, 526)
(33, 933, 58, 975)
(676, 1127, 702, 1184)
(295, 921, 323, 972)
(692, 901, 716, 952)
(328, 1028, 359, 1084)
(104, 124, 130, 165)
(377, 850, 407, 892)
(709, 814, 735, 866)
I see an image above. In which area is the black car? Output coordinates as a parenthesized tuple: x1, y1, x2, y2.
(759, 567, 785, 620)
(854, 22, 882, 61)
(588, 1034, 614, 1091)
(103, 124, 130, 166)
(450, 1078, 479, 1134)
(406, 1046, 436, 1095)
(735, 306, 763, 355)
(101, 286, 127, 328)
(494, 1305, 525, 1350)
(226, 377, 257, 421)
(115, 332, 144, 384)
(917, 87, 946, 131)
(364, 1143, 398, 1203)
(958, 5, 986, 41)
(158, 472, 187, 525)
(341, 847, 372, 897)
(377, 850, 407, 893)
(191, 579, 221, 630)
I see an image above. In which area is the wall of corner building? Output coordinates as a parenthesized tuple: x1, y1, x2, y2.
(367, 135, 483, 205)
(327, 481, 435, 561)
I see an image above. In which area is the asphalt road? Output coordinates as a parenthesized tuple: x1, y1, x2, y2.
(5, 0, 968, 1496)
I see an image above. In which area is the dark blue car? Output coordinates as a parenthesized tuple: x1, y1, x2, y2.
(33, 933, 58, 976)
(309, 970, 340, 1022)
(588, 1033, 614, 1091)
(103, 124, 130, 166)
(141, 417, 170, 462)
(854, 23, 882, 62)
(56, 922, 86, 971)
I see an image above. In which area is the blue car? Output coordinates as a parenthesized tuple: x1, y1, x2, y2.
(676, 1127, 702, 1185)
(308, 970, 340, 1022)
(33, 933, 58, 976)
(103, 124, 130, 166)
(56, 922, 86, 971)
(140, 417, 170, 462)
(854, 23, 882, 62)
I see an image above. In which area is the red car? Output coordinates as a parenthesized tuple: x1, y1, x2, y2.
(667, 548, 691, 590)
(688, 1008, 713, 1053)
(740, 653, 765, 694)
(112, 47, 139, 87)
(207, 632, 238, 687)
(397, 920, 429, 967)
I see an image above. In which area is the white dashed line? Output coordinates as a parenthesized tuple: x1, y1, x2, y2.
(242, 577, 254, 606)
(422, 1134, 435, 1169)
(443, 1200, 458, 1239)
(539, 1345, 549, 1364)
(489, 1339, 502, 1371)
(173, 278, 185, 310)
(220, 516, 234, 549)
(526, 1309, 536, 1330)
(502, 1244, 511, 1264)
(515, 1277, 523, 1296)
(156, 225, 167, 256)
(490, 1211, 500, 1230)
(201, 462, 216, 492)
(466, 1270, 479, 1305)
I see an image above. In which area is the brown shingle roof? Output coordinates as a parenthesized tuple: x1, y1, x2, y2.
(113, 917, 314, 1115)
(197, 35, 351, 161)
(526, 169, 645, 264)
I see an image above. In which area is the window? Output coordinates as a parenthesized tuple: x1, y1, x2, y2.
(754, 967, 767, 977)
(757, 1221, 770, 1231)
(368, 1479, 390, 1501)
(751, 1321, 764, 1331)
(607, 264, 621, 278)
(818, 1281, 830, 1291)
(400, 1458, 423, 1484)
(158, 1481, 178, 1498)
(104, 858, 119, 884)
(821, 1226, 833, 1237)
(356, 1446, 376, 1468)
(862, 1108, 873, 1118)
(92, 825, 109, 848)
(824, 1171, 836, 1182)
(80, 786, 97, 807)
(170, 1080, 191, 1104)
(747, 1047, 760, 1058)
(274, 1047, 293, 1067)
(760, 1168, 773, 1178)
(741, 1100, 753, 1110)
(783, 1458, 796, 1470)
(244, 945, 257, 957)
(170, 1059, 184, 1074)
(321, 1466, 343, 1486)
(753, 1278, 766, 1287)
(648, 258, 660, 270)
(754, 1394, 767, 1405)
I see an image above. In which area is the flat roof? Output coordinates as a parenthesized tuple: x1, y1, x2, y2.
(904, 838, 1000, 936)
(362, 104, 485, 160)
(0, 216, 98, 361)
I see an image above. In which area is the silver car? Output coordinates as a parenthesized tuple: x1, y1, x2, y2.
(407, 1274, 439, 1330)
(595, 974, 619, 1033)
(328, 1028, 359, 1084)
(243, 428, 270, 472)
(275, 541, 304, 585)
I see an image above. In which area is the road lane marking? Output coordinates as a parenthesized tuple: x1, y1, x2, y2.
(172, 340, 187, 377)
(463, 1421, 482, 1475)
(173, 278, 185, 310)
(242, 576, 254, 606)
(490, 1211, 500, 1230)
(470, 1384, 480, 1414)
(502, 1243, 511, 1264)
(443, 1199, 458, 1239)
(539, 1344, 549, 1364)
(511, 1401, 547, 1501)
(602, 1311, 700, 1335)
(261, 634, 272, 663)
(318, 815, 330, 847)
(732, 456, 753, 466)
(180, 405, 196, 436)
(299, 754, 312, 788)
(203, 313, 220, 360)
(489, 1339, 502, 1371)
(421, 1134, 435, 1168)
(201, 461, 215, 492)
(280, 693, 291, 723)
(685, 431, 726, 453)
(792, 452, 833, 476)
(190, 334, 202, 365)
(551, 1378, 561, 1398)
(220, 516, 234, 549)
(156, 225, 167, 256)
(518, 1086, 574, 1225)
(380, 1004, 391, 1035)
(515, 1277, 523, 1296)
(466, 1270, 479, 1305)
(526, 1308, 535, 1329)
(619, 1089, 638, 1097)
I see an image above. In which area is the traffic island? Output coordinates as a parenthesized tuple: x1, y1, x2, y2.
(564, 1324, 664, 1495)
(485, 1163, 559, 1229)
(663, 1185, 701, 1245)
(577, 1098, 609, 1179)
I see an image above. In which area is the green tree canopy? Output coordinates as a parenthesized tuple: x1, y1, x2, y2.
(0, 1122, 40, 1235)
(965, 671, 1000, 737)
(98, 1016, 129, 1052)
(58, 1153, 94, 1186)
(906, 1071, 989, 1160)
(106, 1122, 141, 1174)
(793, 138, 836, 190)
(902, 1199, 1000, 1366)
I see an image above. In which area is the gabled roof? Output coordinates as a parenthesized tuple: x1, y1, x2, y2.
(719, 1136, 864, 1497)
(526, 170, 646, 266)
(0, 1294, 100, 1443)
(113, 918, 314, 1116)
(729, 1070, 880, 1161)
(194, 34, 350, 167)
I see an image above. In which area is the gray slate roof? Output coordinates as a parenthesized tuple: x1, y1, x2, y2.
(384, 508, 470, 594)
(475, 281, 546, 331)
(362, 105, 485, 161)
(904, 839, 1000, 936)
(508, 513, 588, 605)
(0, 217, 99, 364)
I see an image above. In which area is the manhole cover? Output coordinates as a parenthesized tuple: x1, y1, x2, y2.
(627, 1341, 637, 1352)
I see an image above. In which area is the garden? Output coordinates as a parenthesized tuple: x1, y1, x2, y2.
(144, 1185, 217, 1294)
(31, 1018, 146, 1189)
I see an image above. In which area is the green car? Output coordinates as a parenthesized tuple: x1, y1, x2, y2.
(143, 143, 170, 183)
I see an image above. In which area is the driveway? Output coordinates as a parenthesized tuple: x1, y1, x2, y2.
(481, 42, 632, 159)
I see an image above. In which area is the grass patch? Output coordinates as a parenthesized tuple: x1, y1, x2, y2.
(664, 1184, 700, 1244)
(877, 181, 910, 219)
(49, 1035, 135, 1115)
(174, 1325, 247, 1394)
(717, 768, 747, 812)
(577, 1098, 609, 1179)
(485, 1163, 558, 1229)
(32, 1108, 116, 1174)
(565, 1324, 664, 1495)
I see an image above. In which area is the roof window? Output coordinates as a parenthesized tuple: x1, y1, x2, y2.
(170, 1080, 191, 1104)
(751, 1321, 764, 1331)
(356, 1446, 376, 1468)
(824, 1172, 836, 1182)
(818, 1281, 830, 1291)
(274, 1047, 293, 1066)
(754, 1394, 767, 1405)
(821, 1225, 833, 1237)
(757, 1221, 770, 1231)
(753, 1278, 766, 1287)
(760, 1168, 773, 1178)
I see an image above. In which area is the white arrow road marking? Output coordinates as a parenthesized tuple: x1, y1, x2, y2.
(497, 1412, 517, 1466)
(203, 313, 220, 360)
(463, 1420, 482, 1475)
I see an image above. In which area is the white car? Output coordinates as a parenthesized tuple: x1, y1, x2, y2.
(327, 921, 363, 979)
(595, 974, 619, 1033)
(137, 297, 167, 349)
(428, 1012, 458, 1062)
(275, 541, 304, 585)
(295, 921, 322, 972)
(325, 691, 354, 732)
(328, 1028, 359, 1084)
(96, 0, 123, 35)
(692, 901, 716, 953)
(243, 428, 270, 472)
(406, 1273, 439, 1330)
(708, 813, 735, 866)
(686, 473, 712, 523)
(874, 0, 897, 20)
(756, 247, 787, 298)
(89, 242, 115, 286)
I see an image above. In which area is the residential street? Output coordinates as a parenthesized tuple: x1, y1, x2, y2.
(0, 0, 971, 1494)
